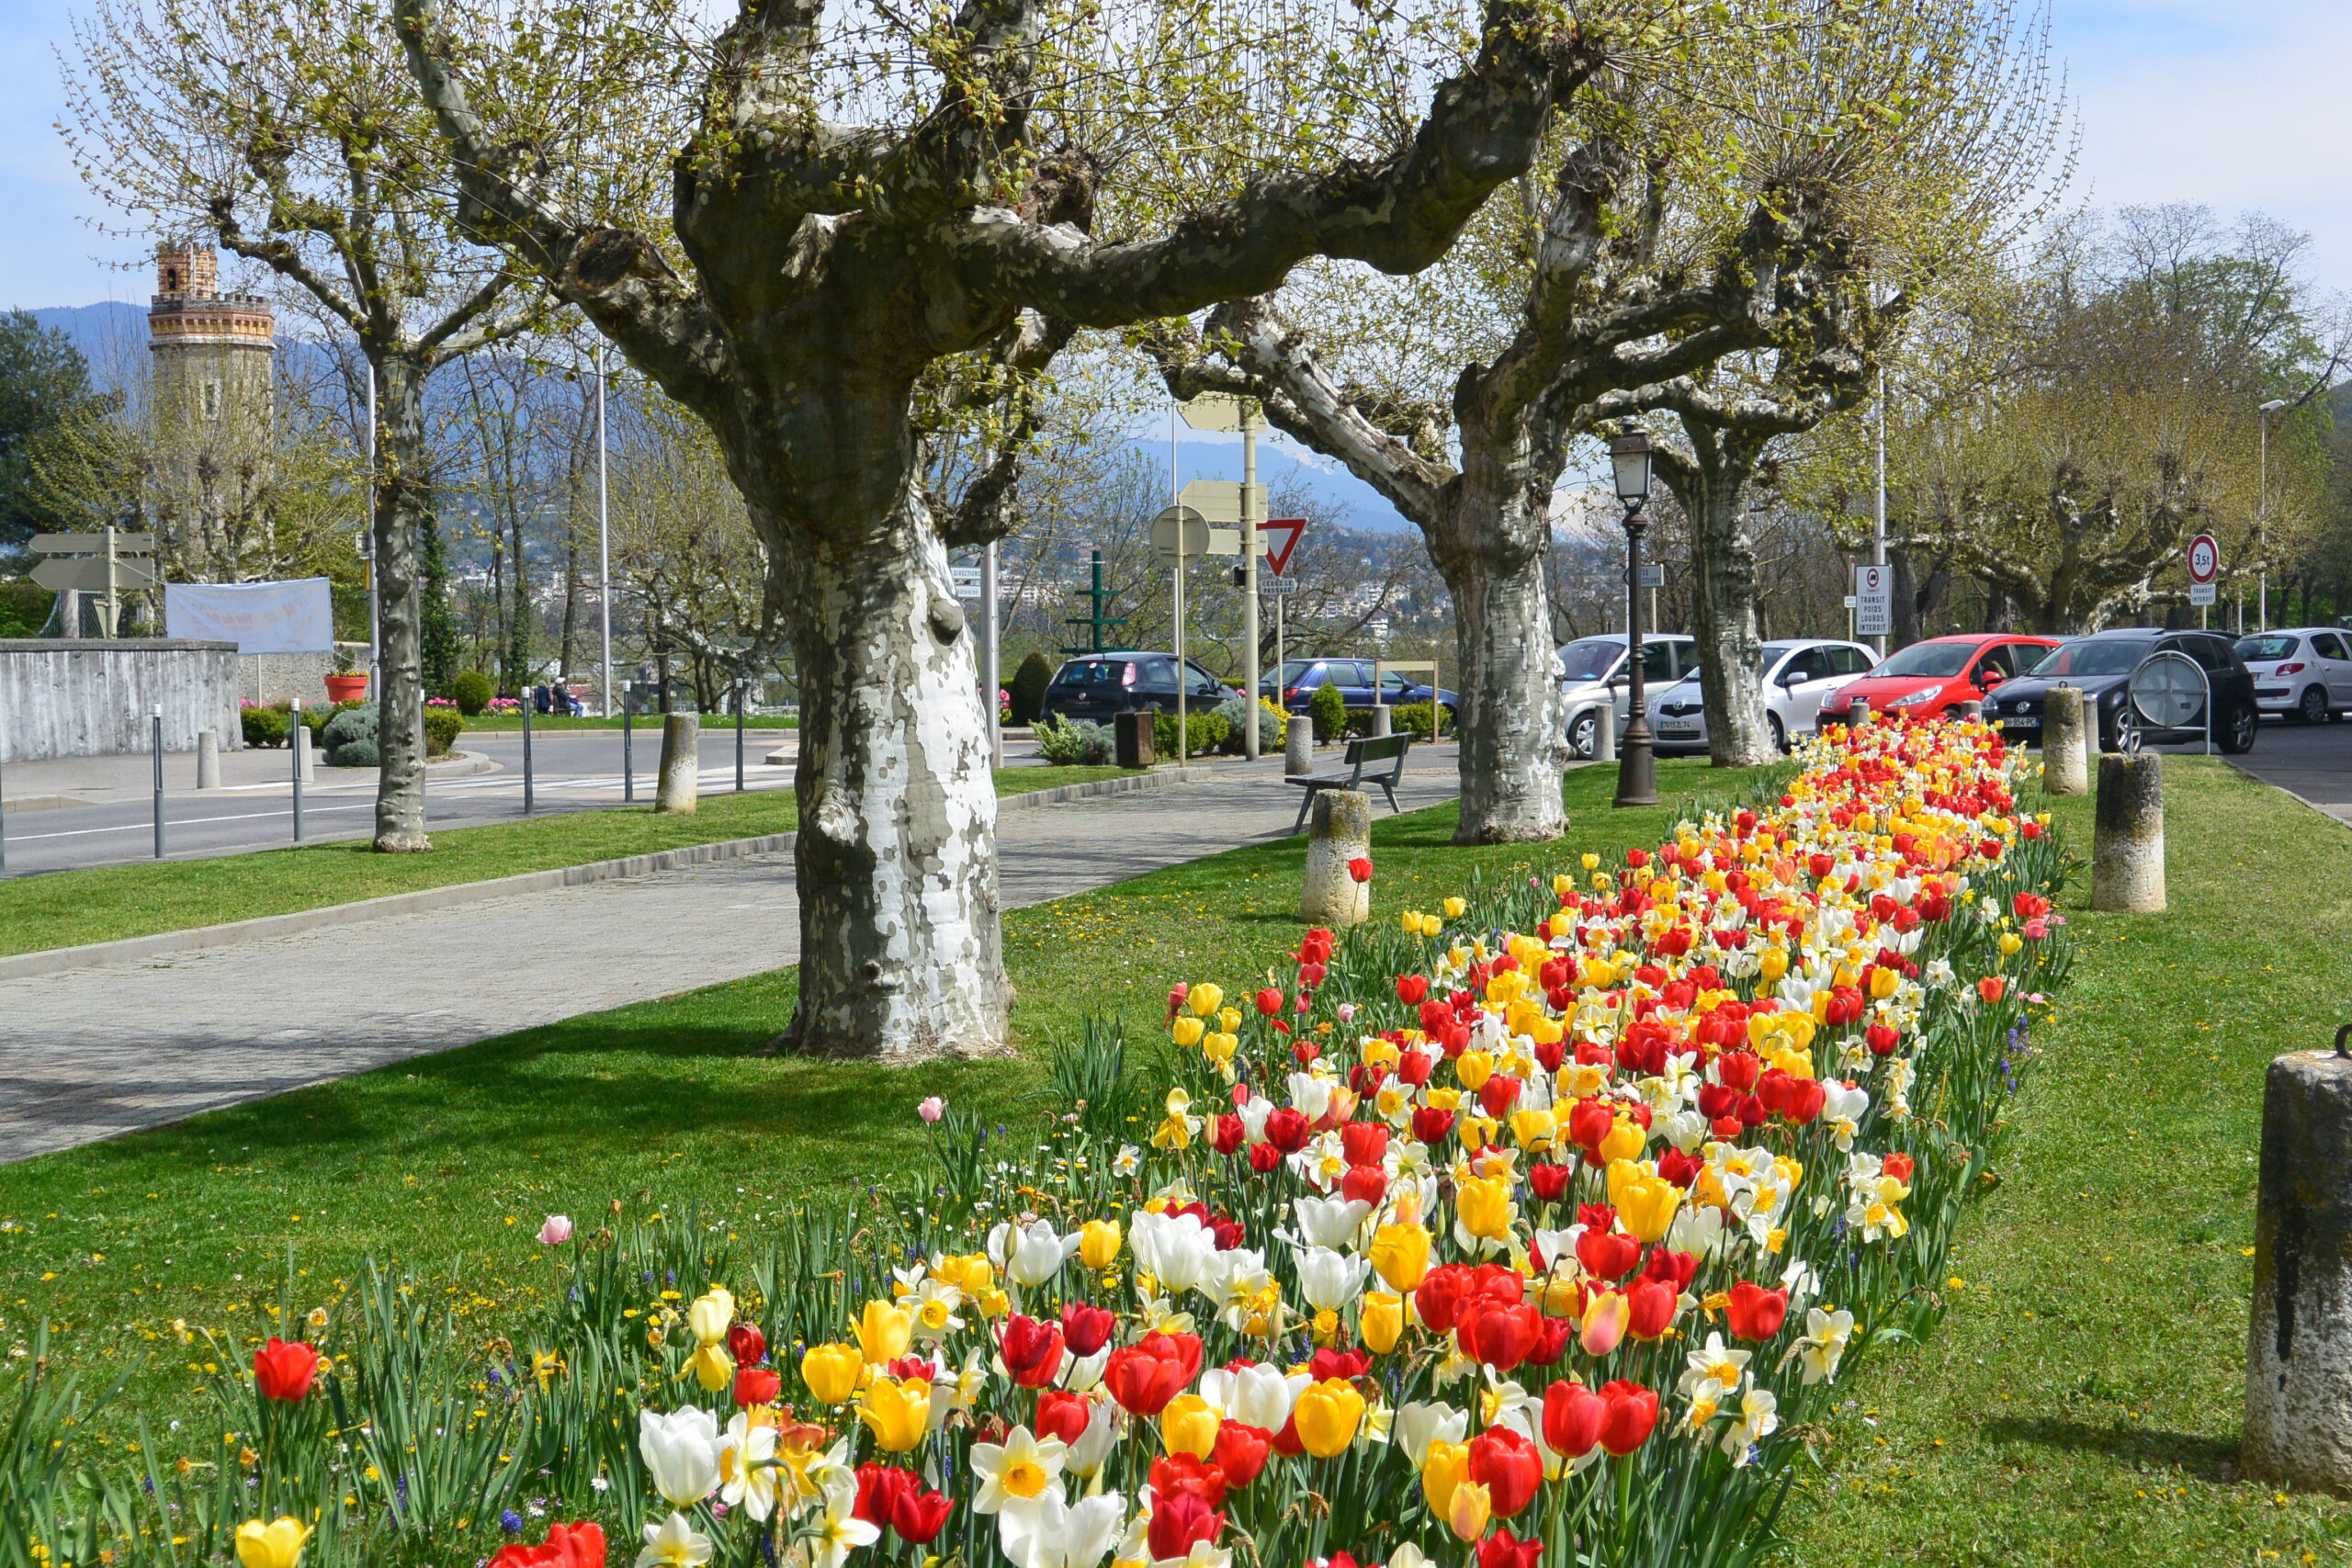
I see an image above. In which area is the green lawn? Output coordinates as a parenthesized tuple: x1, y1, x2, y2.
(1787, 759, 2352, 1565)
(0, 759, 1717, 1430)
(0, 765, 1144, 957)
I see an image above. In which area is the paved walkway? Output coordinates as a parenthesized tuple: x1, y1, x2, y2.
(0, 753, 1461, 1163)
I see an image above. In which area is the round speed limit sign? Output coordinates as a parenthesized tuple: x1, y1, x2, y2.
(2187, 532, 2221, 585)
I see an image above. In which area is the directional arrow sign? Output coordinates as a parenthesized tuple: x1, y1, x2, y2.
(1260, 517, 1307, 576)
(1177, 393, 1263, 434)
(32, 531, 154, 555)
(1176, 479, 1267, 525)
(33, 557, 159, 593)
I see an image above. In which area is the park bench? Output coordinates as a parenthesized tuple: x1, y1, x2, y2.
(1287, 731, 1413, 834)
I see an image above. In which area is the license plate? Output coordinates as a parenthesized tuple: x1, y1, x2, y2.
(2007, 715, 2039, 728)
(1661, 723, 1699, 736)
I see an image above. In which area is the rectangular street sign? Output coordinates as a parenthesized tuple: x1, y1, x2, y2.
(32, 557, 159, 594)
(1176, 479, 1268, 525)
(1853, 563, 1893, 637)
(1639, 562, 1665, 589)
(31, 531, 155, 555)
(950, 565, 982, 601)
(2189, 581, 2217, 606)
(1263, 577, 1299, 597)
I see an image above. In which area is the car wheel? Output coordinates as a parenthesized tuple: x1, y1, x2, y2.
(1568, 710, 1598, 759)
(2222, 701, 2259, 755)
(2112, 709, 2141, 754)
(2299, 685, 2328, 725)
(1768, 714, 1787, 754)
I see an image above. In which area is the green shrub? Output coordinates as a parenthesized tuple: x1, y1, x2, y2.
(1034, 715, 1116, 766)
(0, 581, 51, 637)
(451, 670, 493, 716)
(1389, 701, 1437, 739)
(1153, 708, 1229, 758)
(240, 705, 288, 748)
(424, 706, 464, 757)
(322, 704, 379, 767)
(1009, 651, 1055, 727)
(1308, 682, 1347, 741)
(1211, 694, 1283, 753)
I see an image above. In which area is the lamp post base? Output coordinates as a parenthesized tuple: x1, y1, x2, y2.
(1613, 721, 1659, 808)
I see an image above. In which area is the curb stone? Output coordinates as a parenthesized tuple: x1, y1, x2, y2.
(0, 765, 1227, 981)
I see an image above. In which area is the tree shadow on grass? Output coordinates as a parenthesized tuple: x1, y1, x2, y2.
(1977, 1417, 2241, 1483)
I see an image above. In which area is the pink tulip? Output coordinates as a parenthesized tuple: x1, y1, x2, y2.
(537, 1214, 573, 1247)
(918, 1096, 946, 1123)
(1337, 1003, 1357, 1023)
(1579, 1290, 1629, 1357)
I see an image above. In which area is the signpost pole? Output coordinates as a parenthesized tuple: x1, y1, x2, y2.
(1871, 364, 1889, 658)
(151, 706, 166, 860)
(290, 699, 305, 841)
(522, 689, 535, 815)
(1175, 529, 1187, 763)
(982, 542, 1002, 769)
(736, 680, 747, 792)
(596, 342, 614, 716)
(1242, 408, 1261, 760)
(623, 682, 635, 803)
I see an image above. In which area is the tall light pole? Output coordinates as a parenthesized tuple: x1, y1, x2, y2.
(366, 363, 380, 694)
(2258, 397, 2288, 634)
(1871, 363, 1889, 657)
(596, 342, 616, 716)
(1611, 432, 1658, 808)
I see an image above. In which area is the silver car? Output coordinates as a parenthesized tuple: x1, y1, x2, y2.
(2234, 627, 2352, 724)
(1557, 634, 1699, 759)
(1645, 638, 1878, 753)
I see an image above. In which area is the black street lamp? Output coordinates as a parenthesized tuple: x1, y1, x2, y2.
(1610, 432, 1659, 807)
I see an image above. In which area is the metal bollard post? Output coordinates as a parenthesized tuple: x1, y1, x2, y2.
(622, 682, 635, 804)
(0, 723, 9, 874)
(522, 688, 535, 815)
(152, 705, 166, 860)
(735, 682, 746, 793)
(290, 699, 305, 842)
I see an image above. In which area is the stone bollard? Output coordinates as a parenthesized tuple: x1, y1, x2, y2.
(2042, 686, 2089, 795)
(1591, 709, 1615, 762)
(1285, 713, 1314, 775)
(2245, 1036, 2352, 1495)
(1299, 789, 1372, 926)
(1372, 705, 1392, 739)
(2091, 752, 2164, 912)
(292, 721, 315, 784)
(196, 729, 220, 790)
(1955, 698, 1984, 720)
(655, 713, 700, 813)
(1848, 695, 1872, 727)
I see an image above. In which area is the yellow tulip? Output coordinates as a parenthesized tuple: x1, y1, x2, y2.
(1369, 1223, 1432, 1292)
(1204, 1032, 1238, 1066)
(1442, 897, 1467, 919)
(235, 1518, 310, 1568)
(978, 1288, 1012, 1319)
(1219, 1006, 1243, 1032)
(1509, 1108, 1556, 1153)
(1998, 931, 2023, 956)
(1294, 1378, 1365, 1458)
(1454, 1051, 1494, 1091)
(1362, 1036, 1401, 1068)
(1188, 983, 1224, 1018)
(1421, 1438, 1469, 1515)
(1599, 1118, 1645, 1166)
(1361, 1291, 1405, 1354)
(859, 1377, 933, 1452)
(1402, 908, 1426, 933)
(1611, 1164, 1682, 1244)
(687, 1288, 734, 1346)
(1455, 1175, 1513, 1241)
(1425, 1087, 1463, 1112)
(687, 1341, 735, 1393)
(1159, 1393, 1221, 1459)
(852, 1299, 913, 1365)
(1080, 1219, 1123, 1270)
(1867, 966, 1901, 1000)
(801, 1342, 864, 1404)
(1759, 946, 1790, 983)
(1171, 1016, 1206, 1047)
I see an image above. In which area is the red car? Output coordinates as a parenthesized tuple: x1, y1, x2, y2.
(1826, 633, 2060, 721)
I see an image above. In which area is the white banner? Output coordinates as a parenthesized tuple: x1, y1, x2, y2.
(164, 578, 335, 654)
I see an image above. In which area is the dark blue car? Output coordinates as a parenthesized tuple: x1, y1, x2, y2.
(1258, 658, 1459, 716)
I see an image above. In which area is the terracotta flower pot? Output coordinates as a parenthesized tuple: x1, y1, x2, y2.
(324, 673, 370, 704)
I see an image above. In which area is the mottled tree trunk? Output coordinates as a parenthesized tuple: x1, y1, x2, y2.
(371, 358, 433, 852)
(1433, 482, 1566, 843)
(775, 477, 1010, 1059)
(1663, 446, 1775, 768)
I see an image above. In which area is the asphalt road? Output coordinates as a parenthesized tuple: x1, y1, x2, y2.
(2158, 714, 2352, 826)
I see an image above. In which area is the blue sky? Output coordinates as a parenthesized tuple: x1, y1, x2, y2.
(3, 0, 2348, 311)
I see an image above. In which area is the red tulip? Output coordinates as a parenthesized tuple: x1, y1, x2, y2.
(1146, 1488, 1224, 1562)
(1104, 1332, 1201, 1416)
(253, 1337, 320, 1403)
(726, 1321, 767, 1369)
(1059, 1302, 1115, 1359)
(487, 1521, 607, 1568)
(1478, 1075, 1522, 1119)
(1977, 976, 2006, 1004)
(1212, 1113, 1246, 1154)
(1396, 975, 1430, 1005)
(1882, 1152, 1916, 1185)
(1213, 1422, 1272, 1487)
(1414, 1265, 1476, 1333)
(1476, 1528, 1542, 1568)
(1724, 1280, 1789, 1343)
(1256, 987, 1285, 1017)
(1264, 1108, 1313, 1152)
(1467, 1425, 1542, 1517)
(1715, 1051, 1761, 1091)
(1456, 1299, 1544, 1372)
(1340, 1122, 1389, 1168)
(1347, 857, 1374, 883)
(891, 1488, 954, 1545)
(1528, 1162, 1571, 1202)
(1410, 1106, 1457, 1145)
(1566, 1100, 1616, 1156)
(1248, 1142, 1283, 1173)
(1340, 1164, 1388, 1207)
(1396, 1048, 1437, 1087)
(1307, 1347, 1371, 1382)
(998, 1314, 1067, 1388)
(1035, 1389, 1094, 1445)
(1624, 1277, 1678, 1341)
(1596, 1381, 1660, 1455)
(1542, 1380, 1603, 1458)
(1639, 1247, 1698, 1292)
(1575, 1227, 1641, 1283)
(1865, 1023, 1900, 1056)
(733, 1366, 782, 1408)
(854, 1463, 915, 1527)
(1150, 1452, 1230, 1509)
(1778, 1077, 1826, 1125)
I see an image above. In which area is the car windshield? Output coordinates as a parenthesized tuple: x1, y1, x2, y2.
(1557, 639, 1624, 682)
(1872, 641, 1974, 678)
(2235, 635, 2301, 662)
(1262, 660, 1317, 688)
(1051, 659, 1125, 687)
(2029, 638, 2154, 677)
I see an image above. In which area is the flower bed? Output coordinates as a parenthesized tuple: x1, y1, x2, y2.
(2, 718, 2070, 1568)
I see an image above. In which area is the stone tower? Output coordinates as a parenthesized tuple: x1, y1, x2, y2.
(147, 245, 277, 580)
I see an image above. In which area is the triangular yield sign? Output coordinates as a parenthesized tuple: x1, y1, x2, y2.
(1260, 517, 1307, 576)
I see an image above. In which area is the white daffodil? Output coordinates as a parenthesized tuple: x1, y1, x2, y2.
(1787, 1306, 1856, 1385)
(1819, 1082, 1870, 1152)
(638, 1406, 721, 1508)
(970, 1424, 1069, 1515)
(1292, 1194, 1374, 1251)
(636, 1510, 714, 1568)
(1722, 1386, 1779, 1465)
(908, 1277, 967, 1342)
(999, 1487, 1128, 1568)
(716, 1411, 779, 1520)
(809, 1468, 882, 1568)
(1295, 1247, 1371, 1312)
(1679, 1333, 1751, 1402)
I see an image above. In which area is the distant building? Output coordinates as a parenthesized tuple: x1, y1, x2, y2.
(146, 244, 278, 582)
(149, 244, 276, 425)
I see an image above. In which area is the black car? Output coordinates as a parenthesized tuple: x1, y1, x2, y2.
(1037, 651, 1238, 723)
(1990, 628, 2259, 754)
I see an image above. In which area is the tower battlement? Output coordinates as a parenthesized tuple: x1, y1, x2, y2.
(148, 244, 274, 351)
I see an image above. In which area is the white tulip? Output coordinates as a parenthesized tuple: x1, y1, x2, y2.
(1065, 1393, 1122, 1478)
(990, 1219, 1081, 1289)
(1129, 1209, 1216, 1294)
(638, 1406, 721, 1508)
(1199, 1361, 1306, 1431)
(1291, 1195, 1374, 1250)
(1392, 1400, 1467, 1468)
(999, 1486, 1127, 1568)
(1295, 1246, 1371, 1312)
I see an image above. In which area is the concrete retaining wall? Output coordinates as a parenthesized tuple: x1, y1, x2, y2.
(0, 639, 243, 762)
(240, 650, 334, 707)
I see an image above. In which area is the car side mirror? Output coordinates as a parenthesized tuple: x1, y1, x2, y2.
(1777, 669, 1803, 688)
(1979, 670, 2006, 687)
